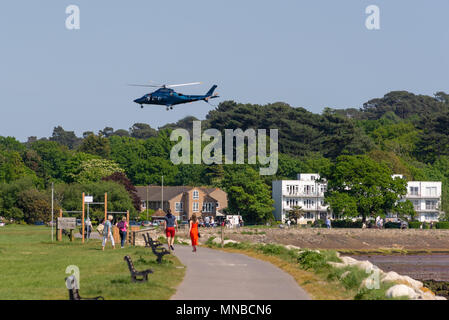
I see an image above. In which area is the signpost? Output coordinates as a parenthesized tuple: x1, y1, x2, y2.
(57, 217, 76, 242)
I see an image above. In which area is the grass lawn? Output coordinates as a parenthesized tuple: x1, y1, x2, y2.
(0, 225, 185, 300)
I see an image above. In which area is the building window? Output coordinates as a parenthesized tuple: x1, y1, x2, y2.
(175, 202, 183, 212)
(202, 202, 213, 212)
(412, 200, 420, 211)
(193, 190, 199, 200)
(426, 187, 437, 197)
(320, 185, 326, 194)
(426, 200, 437, 210)
(141, 201, 146, 208)
(216, 202, 219, 208)
(410, 187, 419, 196)
(193, 202, 199, 212)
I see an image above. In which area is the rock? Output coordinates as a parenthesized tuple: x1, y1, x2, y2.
(381, 271, 401, 283)
(212, 238, 222, 245)
(419, 291, 437, 300)
(340, 271, 350, 279)
(340, 256, 358, 265)
(285, 245, 301, 251)
(353, 260, 374, 272)
(381, 271, 423, 291)
(223, 239, 239, 245)
(386, 284, 419, 299)
(401, 276, 423, 292)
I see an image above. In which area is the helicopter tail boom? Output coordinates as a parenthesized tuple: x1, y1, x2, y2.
(205, 85, 218, 97)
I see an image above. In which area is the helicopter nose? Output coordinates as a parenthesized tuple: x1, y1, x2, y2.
(134, 98, 143, 104)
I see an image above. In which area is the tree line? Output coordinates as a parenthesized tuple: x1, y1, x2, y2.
(1, 90, 449, 223)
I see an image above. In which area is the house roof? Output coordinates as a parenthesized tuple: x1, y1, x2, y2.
(135, 185, 221, 202)
(152, 209, 166, 218)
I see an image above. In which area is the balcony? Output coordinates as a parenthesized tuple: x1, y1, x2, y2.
(283, 191, 325, 197)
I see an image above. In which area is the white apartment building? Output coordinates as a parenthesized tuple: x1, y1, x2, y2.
(391, 174, 442, 222)
(273, 173, 444, 223)
(272, 173, 329, 222)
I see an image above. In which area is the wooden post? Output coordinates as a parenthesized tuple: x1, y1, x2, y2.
(126, 210, 130, 244)
(104, 193, 107, 222)
(82, 192, 85, 244)
(58, 209, 62, 241)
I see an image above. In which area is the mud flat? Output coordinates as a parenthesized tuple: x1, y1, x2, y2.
(188, 227, 449, 251)
(350, 254, 449, 298)
(350, 254, 449, 281)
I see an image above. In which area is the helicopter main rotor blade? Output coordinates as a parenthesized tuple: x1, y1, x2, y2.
(127, 84, 162, 88)
(166, 82, 202, 88)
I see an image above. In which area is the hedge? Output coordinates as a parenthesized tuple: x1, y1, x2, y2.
(331, 220, 363, 228)
(436, 222, 449, 229)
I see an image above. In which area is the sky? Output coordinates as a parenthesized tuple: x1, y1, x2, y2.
(1, 0, 449, 141)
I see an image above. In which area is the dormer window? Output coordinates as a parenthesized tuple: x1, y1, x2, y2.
(193, 190, 199, 200)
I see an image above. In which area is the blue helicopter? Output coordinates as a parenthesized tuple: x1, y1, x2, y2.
(130, 82, 219, 110)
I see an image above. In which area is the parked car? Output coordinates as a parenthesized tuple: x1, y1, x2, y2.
(399, 219, 409, 229)
(34, 221, 45, 226)
(47, 220, 57, 227)
(141, 220, 151, 227)
(129, 220, 140, 227)
(0, 222, 5, 227)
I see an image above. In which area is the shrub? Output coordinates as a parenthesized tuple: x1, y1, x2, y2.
(384, 221, 401, 229)
(436, 222, 449, 229)
(408, 221, 421, 229)
(297, 250, 329, 271)
(331, 219, 363, 228)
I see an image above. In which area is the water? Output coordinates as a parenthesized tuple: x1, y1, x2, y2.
(350, 254, 449, 281)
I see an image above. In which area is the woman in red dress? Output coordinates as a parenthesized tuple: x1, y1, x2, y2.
(189, 214, 199, 252)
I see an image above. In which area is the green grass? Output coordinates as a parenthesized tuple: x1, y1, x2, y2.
(0, 225, 185, 300)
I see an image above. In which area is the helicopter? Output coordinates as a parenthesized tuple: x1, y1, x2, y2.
(129, 82, 219, 110)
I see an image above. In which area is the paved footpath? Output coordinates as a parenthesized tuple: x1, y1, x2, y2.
(170, 245, 311, 300)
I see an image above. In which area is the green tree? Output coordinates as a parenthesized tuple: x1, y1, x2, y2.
(325, 155, 407, 221)
(50, 126, 81, 149)
(221, 166, 274, 223)
(288, 206, 304, 223)
(0, 150, 36, 183)
(392, 200, 416, 221)
(78, 134, 111, 158)
(17, 188, 53, 223)
(129, 123, 158, 139)
(70, 158, 124, 183)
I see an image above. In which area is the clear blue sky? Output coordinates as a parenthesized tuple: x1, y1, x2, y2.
(1, 0, 449, 141)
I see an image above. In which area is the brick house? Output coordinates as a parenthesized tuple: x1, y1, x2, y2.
(135, 186, 228, 221)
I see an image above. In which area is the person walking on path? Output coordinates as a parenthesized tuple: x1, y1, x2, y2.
(102, 215, 115, 251)
(325, 216, 331, 229)
(189, 214, 199, 252)
(117, 216, 128, 248)
(162, 209, 178, 252)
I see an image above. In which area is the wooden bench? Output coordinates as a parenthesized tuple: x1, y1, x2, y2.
(143, 233, 163, 248)
(65, 275, 104, 300)
(124, 255, 153, 282)
(143, 233, 170, 264)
